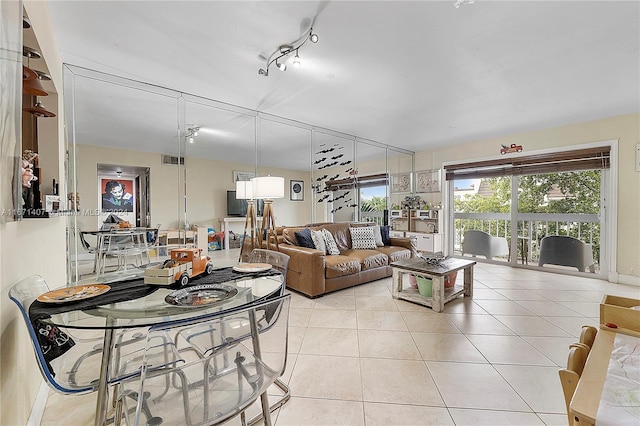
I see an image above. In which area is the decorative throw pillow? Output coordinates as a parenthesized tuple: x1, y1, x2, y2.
(310, 229, 327, 254)
(380, 225, 391, 246)
(294, 228, 315, 249)
(372, 225, 384, 247)
(349, 226, 377, 250)
(321, 228, 340, 255)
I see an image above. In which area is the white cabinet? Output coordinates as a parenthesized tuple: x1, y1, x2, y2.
(389, 230, 405, 239)
(405, 232, 443, 253)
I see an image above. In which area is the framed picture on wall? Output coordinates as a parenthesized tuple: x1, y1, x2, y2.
(101, 178, 134, 212)
(415, 169, 441, 193)
(391, 172, 412, 194)
(290, 180, 304, 201)
(233, 170, 255, 182)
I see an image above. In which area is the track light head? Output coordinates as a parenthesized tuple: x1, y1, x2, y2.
(310, 32, 319, 43)
(277, 61, 287, 71)
(293, 51, 301, 67)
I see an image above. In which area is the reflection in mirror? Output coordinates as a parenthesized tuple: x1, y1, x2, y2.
(64, 65, 182, 283)
(388, 148, 414, 212)
(312, 130, 354, 223)
(183, 96, 257, 227)
(356, 140, 388, 225)
(257, 116, 312, 226)
(63, 64, 415, 283)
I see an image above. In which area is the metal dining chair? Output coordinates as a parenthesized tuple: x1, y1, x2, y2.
(116, 294, 292, 426)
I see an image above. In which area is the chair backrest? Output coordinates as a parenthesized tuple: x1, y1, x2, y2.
(579, 325, 598, 350)
(462, 230, 493, 259)
(74, 226, 99, 253)
(538, 235, 593, 271)
(249, 249, 290, 293)
(559, 344, 589, 425)
(121, 294, 291, 426)
(8, 275, 98, 395)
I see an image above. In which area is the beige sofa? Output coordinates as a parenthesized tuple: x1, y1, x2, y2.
(269, 222, 417, 298)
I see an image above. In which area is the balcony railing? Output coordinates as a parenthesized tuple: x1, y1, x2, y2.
(454, 212, 601, 270)
(360, 210, 385, 225)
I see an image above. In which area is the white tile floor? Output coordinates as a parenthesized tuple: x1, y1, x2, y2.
(42, 249, 640, 425)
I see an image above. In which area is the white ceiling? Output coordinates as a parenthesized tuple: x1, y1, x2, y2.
(45, 0, 640, 167)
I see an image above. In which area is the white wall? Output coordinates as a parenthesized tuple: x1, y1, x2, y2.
(1, 2, 67, 425)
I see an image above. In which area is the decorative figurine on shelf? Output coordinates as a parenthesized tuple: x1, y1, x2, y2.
(500, 144, 523, 155)
(68, 192, 80, 211)
(401, 195, 421, 210)
(21, 150, 39, 209)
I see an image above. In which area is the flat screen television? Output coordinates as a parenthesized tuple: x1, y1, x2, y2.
(226, 190, 264, 217)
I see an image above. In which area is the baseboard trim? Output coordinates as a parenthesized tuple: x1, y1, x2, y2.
(616, 273, 640, 287)
(27, 381, 49, 426)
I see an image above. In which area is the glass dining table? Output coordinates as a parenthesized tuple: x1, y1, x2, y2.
(31, 269, 284, 426)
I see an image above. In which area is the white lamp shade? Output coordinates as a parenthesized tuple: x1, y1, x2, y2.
(252, 176, 285, 199)
(235, 180, 253, 200)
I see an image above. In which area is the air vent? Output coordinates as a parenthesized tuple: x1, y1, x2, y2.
(161, 155, 185, 165)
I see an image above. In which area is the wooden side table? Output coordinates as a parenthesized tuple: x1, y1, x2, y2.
(391, 257, 476, 312)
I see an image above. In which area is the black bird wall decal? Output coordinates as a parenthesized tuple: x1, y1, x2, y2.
(318, 161, 338, 169)
(331, 154, 344, 160)
(329, 174, 340, 181)
(315, 174, 328, 181)
(317, 194, 331, 202)
(314, 157, 326, 164)
(316, 147, 335, 154)
(339, 160, 352, 166)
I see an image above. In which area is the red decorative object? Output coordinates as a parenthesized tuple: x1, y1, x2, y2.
(500, 144, 523, 155)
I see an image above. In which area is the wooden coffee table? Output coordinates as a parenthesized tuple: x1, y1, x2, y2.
(391, 257, 476, 312)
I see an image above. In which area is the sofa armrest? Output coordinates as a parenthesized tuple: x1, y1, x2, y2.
(277, 244, 327, 296)
(390, 237, 418, 257)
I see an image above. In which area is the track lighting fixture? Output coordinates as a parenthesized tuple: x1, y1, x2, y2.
(258, 27, 318, 76)
(186, 125, 200, 143)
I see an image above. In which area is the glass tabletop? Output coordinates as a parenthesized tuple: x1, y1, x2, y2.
(36, 275, 283, 330)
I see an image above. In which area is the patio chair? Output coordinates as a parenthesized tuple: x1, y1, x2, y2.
(538, 235, 595, 272)
(462, 230, 509, 260)
(117, 294, 291, 426)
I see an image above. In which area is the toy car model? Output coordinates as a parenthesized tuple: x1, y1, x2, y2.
(144, 247, 213, 286)
(500, 144, 523, 155)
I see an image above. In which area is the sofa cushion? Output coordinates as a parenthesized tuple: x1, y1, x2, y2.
(310, 229, 327, 254)
(318, 223, 354, 251)
(372, 225, 384, 247)
(322, 229, 340, 255)
(340, 249, 388, 271)
(294, 228, 315, 248)
(349, 226, 377, 250)
(324, 255, 361, 278)
(380, 225, 391, 246)
(375, 246, 412, 263)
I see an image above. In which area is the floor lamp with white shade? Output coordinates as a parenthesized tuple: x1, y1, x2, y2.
(236, 180, 256, 262)
(253, 176, 284, 251)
